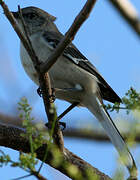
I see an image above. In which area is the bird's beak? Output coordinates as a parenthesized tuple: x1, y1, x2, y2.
(11, 11, 19, 19)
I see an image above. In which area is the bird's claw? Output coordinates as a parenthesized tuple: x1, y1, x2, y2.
(37, 87, 56, 102)
(45, 121, 66, 131)
(37, 87, 42, 97)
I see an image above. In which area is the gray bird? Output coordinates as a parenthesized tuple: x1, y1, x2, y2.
(11, 6, 137, 176)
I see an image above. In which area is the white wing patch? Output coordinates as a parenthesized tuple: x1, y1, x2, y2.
(75, 84, 83, 90)
(65, 54, 88, 65)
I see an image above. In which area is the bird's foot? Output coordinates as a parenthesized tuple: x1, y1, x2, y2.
(45, 121, 66, 131)
(37, 87, 42, 97)
(37, 87, 56, 102)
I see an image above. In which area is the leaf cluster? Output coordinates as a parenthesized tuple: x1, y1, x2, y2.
(105, 87, 140, 114)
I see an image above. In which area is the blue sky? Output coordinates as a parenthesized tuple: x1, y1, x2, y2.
(0, 0, 140, 179)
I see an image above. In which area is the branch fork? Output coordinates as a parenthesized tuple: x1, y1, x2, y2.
(0, 1, 119, 180)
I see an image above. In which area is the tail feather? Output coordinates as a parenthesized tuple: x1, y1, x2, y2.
(86, 96, 137, 177)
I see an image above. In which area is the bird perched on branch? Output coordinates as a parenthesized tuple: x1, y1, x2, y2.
(12, 6, 137, 177)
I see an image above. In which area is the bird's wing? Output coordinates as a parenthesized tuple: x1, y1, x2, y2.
(42, 31, 121, 103)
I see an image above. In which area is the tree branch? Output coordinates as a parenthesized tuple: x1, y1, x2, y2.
(0, 124, 111, 180)
(108, 0, 140, 37)
(64, 128, 140, 142)
(1, 113, 140, 143)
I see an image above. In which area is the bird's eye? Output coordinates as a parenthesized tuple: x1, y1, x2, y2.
(24, 13, 37, 19)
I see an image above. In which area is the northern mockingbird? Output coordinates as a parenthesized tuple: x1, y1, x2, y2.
(11, 6, 137, 175)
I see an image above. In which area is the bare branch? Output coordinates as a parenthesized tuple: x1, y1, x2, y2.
(108, 0, 140, 37)
(1, 113, 140, 143)
(64, 128, 110, 141)
(64, 128, 140, 142)
(0, 124, 111, 180)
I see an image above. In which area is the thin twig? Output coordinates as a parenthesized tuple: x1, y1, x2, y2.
(11, 174, 32, 180)
(32, 171, 48, 180)
(18, 5, 37, 62)
(108, 0, 140, 37)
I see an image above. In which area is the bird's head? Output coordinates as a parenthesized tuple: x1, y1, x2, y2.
(11, 6, 57, 34)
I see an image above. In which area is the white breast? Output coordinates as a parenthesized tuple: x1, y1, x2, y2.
(20, 32, 53, 85)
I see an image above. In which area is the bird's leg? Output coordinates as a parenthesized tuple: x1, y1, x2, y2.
(45, 102, 79, 130)
(57, 102, 79, 130)
(45, 121, 66, 131)
(45, 87, 80, 130)
(37, 87, 42, 97)
(57, 102, 79, 121)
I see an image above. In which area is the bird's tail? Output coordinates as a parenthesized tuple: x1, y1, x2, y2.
(85, 96, 137, 177)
